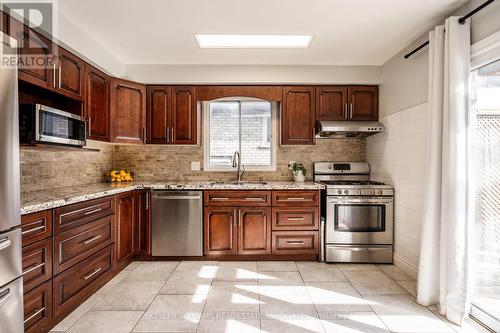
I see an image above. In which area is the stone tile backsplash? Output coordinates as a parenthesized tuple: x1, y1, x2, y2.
(20, 138, 365, 193)
(114, 139, 366, 182)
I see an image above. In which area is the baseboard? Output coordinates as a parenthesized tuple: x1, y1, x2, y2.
(394, 253, 418, 279)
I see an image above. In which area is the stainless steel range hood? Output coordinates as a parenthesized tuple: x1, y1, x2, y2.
(315, 120, 384, 139)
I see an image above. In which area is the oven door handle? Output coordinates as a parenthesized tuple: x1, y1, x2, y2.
(327, 198, 393, 204)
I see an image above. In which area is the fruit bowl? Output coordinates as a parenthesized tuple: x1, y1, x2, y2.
(106, 169, 135, 183)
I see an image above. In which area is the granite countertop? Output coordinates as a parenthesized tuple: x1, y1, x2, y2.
(21, 181, 325, 215)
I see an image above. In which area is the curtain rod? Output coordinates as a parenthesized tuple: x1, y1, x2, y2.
(403, 0, 496, 59)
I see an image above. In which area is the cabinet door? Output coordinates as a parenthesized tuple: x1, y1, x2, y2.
(85, 64, 110, 141)
(172, 86, 197, 144)
(56, 47, 85, 100)
(135, 190, 151, 256)
(24, 280, 53, 333)
(204, 207, 237, 255)
(146, 86, 171, 144)
(115, 192, 136, 264)
(238, 208, 272, 255)
(110, 78, 146, 144)
(347, 85, 378, 121)
(9, 19, 54, 89)
(281, 86, 315, 145)
(316, 86, 347, 121)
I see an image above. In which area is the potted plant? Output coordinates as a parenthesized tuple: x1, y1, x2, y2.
(288, 161, 307, 182)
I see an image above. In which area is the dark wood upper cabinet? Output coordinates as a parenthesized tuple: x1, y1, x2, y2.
(316, 86, 348, 121)
(110, 78, 146, 144)
(281, 86, 315, 145)
(85, 64, 110, 141)
(55, 47, 85, 101)
(146, 86, 171, 144)
(115, 192, 136, 264)
(9, 18, 54, 89)
(238, 207, 271, 255)
(347, 85, 378, 121)
(172, 86, 197, 144)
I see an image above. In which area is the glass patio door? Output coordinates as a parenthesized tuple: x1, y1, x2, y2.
(469, 58, 500, 332)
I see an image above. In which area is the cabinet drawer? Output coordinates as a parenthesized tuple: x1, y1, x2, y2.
(24, 280, 53, 333)
(272, 207, 319, 230)
(21, 210, 53, 246)
(204, 191, 271, 207)
(272, 231, 318, 254)
(54, 196, 115, 234)
(272, 191, 319, 207)
(53, 245, 113, 318)
(54, 216, 113, 274)
(22, 238, 52, 293)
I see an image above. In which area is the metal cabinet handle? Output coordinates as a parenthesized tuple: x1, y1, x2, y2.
(344, 104, 348, 119)
(58, 63, 62, 89)
(53, 63, 56, 88)
(211, 197, 229, 201)
(286, 197, 305, 201)
(165, 127, 169, 143)
(24, 307, 45, 324)
(82, 234, 102, 245)
(83, 267, 102, 280)
(170, 127, 174, 142)
(22, 225, 45, 235)
(349, 103, 353, 119)
(245, 197, 263, 201)
(84, 208, 102, 215)
(0, 288, 11, 306)
(286, 241, 304, 245)
(23, 262, 45, 275)
(0, 238, 12, 251)
(88, 117, 92, 137)
(286, 217, 305, 221)
(146, 193, 149, 210)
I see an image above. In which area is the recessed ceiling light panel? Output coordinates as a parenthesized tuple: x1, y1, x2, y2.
(194, 34, 314, 49)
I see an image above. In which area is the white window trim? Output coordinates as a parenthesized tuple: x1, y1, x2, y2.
(203, 98, 277, 172)
(471, 29, 500, 70)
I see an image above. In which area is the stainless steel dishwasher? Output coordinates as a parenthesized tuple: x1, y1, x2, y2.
(151, 190, 203, 256)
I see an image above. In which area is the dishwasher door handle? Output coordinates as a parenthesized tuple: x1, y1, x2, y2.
(153, 196, 201, 200)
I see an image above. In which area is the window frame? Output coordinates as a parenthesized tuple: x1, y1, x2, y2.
(203, 97, 277, 172)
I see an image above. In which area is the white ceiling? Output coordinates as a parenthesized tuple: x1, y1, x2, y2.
(58, 0, 468, 66)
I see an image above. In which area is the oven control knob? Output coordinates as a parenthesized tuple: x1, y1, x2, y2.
(336, 189, 342, 195)
(343, 190, 348, 195)
(377, 190, 383, 195)
(370, 190, 375, 195)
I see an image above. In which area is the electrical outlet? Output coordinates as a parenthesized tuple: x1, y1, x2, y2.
(191, 161, 201, 171)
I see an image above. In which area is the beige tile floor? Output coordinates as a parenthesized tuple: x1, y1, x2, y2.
(50, 261, 492, 333)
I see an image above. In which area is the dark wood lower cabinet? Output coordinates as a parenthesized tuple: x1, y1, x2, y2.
(53, 245, 113, 319)
(115, 191, 136, 265)
(238, 208, 271, 255)
(24, 280, 53, 333)
(204, 207, 238, 255)
(135, 190, 151, 255)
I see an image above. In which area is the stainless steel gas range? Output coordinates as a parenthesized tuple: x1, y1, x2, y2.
(314, 162, 394, 263)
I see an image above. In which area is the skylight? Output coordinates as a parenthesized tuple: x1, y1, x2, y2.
(194, 34, 314, 49)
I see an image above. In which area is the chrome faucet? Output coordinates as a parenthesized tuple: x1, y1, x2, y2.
(232, 151, 245, 183)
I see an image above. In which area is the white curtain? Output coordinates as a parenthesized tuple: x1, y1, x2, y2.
(417, 17, 471, 325)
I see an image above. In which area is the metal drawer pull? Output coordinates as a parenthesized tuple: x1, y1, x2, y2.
(347, 247, 388, 252)
(245, 197, 263, 201)
(84, 208, 102, 215)
(23, 263, 45, 275)
(211, 197, 229, 201)
(22, 225, 45, 235)
(0, 238, 12, 251)
(287, 217, 305, 221)
(82, 234, 102, 245)
(285, 197, 305, 201)
(83, 267, 102, 280)
(0, 288, 11, 306)
(286, 241, 305, 245)
(24, 307, 45, 324)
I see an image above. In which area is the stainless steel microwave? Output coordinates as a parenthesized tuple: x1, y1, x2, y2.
(19, 104, 86, 147)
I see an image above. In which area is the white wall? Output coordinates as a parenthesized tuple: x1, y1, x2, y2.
(125, 64, 381, 84)
(368, 0, 500, 276)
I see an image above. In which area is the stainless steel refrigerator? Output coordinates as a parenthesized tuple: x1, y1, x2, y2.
(0, 31, 24, 333)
